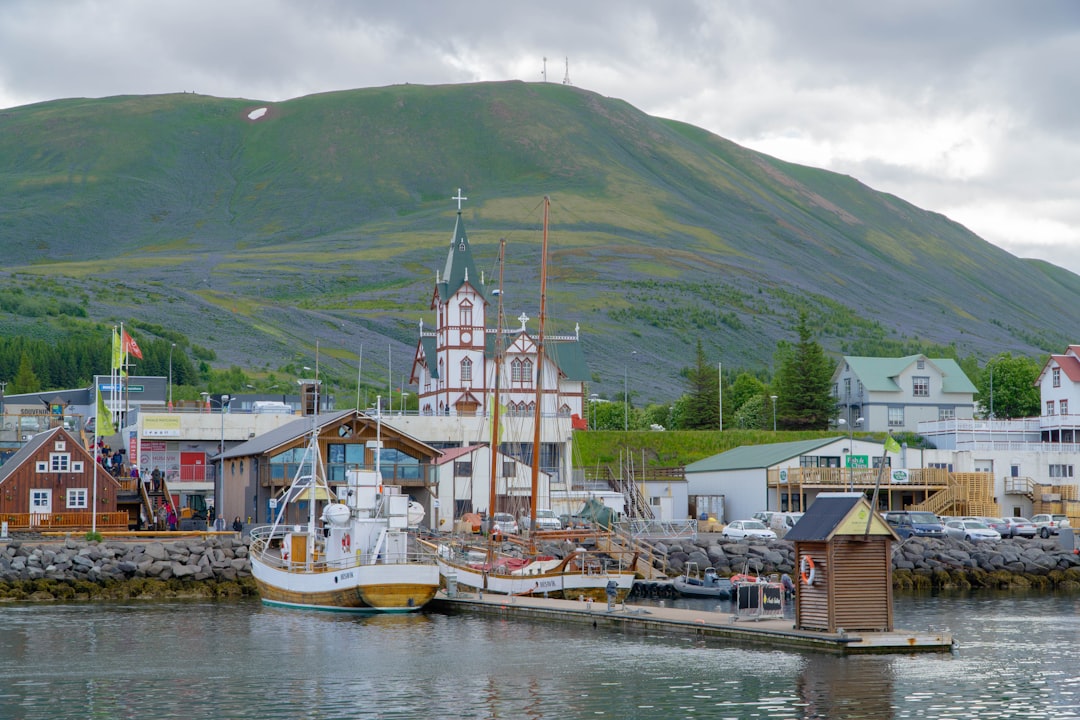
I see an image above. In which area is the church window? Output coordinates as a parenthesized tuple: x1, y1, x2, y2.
(511, 358, 523, 383)
(522, 359, 534, 386)
(461, 357, 472, 382)
(460, 301, 472, 327)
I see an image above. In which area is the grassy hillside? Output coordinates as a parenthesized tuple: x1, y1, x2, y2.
(1, 81, 1078, 402)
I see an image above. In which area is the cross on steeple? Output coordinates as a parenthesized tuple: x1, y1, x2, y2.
(518, 312, 529, 331)
(452, 188, 468, 212)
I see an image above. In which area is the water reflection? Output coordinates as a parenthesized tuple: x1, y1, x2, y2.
(798, 655, 895, 720)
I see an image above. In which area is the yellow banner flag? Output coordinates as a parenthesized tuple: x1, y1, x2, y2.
(96, 387, 115, 436)
(111, 329, 123, 371)
(884, 434, 901, 454)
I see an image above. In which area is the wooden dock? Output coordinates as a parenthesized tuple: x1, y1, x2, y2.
(429, 590, 954, 655)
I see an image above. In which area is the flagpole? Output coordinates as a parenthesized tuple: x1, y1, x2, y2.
(92, 385, 100, 534)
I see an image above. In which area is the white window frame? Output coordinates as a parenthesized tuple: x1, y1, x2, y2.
(460, 356, 472, 383)
(66, 488, 88, 509)
(49, 453, 71, 472)
(939, 407, 955, 421)
(913, 376, 929, 398)
(888, 406, 905, 427)
(1062, 399, 1070, 416)
(1053, 367, 1062, 388)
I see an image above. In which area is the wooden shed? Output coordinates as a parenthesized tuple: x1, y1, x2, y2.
(784, 492, 899, 633)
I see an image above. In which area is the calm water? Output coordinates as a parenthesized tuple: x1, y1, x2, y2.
(1, 592, 1079, 719)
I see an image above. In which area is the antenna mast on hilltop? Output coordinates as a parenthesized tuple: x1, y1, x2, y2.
(542, 57, 547, 82)
(563, 57, 572, 85)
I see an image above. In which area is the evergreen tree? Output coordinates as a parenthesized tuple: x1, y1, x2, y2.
(12, 352, 41, 394)
(772, 311, 835, 430)
(680, 339, 720, 429)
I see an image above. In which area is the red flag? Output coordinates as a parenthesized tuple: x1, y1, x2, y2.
(123, 331, 143, 359)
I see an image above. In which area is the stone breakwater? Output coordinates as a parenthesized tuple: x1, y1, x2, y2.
(656, 535, 1080, 590)
(0, 536, 257, 602)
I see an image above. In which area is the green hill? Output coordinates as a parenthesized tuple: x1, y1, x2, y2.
(0, 81, 1076, 401)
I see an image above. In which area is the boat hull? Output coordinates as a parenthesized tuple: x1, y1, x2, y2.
(435, 555, 635, 602)
(672, 576, 733, 599)
(251, 556, 439, 613)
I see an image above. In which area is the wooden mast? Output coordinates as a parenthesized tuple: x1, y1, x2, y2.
(529, 197, 550, 539)
(485, 239, 507, 572)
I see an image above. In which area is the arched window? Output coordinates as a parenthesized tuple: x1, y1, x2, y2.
(460, 357, 473, 382)
(459, 301, 473, 327)
(558, 404, 571, 417)
(522, 359, 534, 386)
(511, 358, 523, 383)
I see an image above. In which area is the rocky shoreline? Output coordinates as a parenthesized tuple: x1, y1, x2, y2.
(0, 535, 257, 602)
(5, 533, 1080, 603)
(656, 534, 1080, 590)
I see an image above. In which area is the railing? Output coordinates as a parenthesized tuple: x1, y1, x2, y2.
(1, 512, 128, 531)
(248, 525, 435, 571)
(910, 486, 962, 515)
(768, 467, 952, 488)
(1005, 476, 1036, 497)
(614, 518, 697, 542)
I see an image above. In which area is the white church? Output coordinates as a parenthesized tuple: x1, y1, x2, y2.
(383, 192, 591, 522)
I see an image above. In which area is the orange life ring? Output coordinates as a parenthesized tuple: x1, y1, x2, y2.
(342, 533, 351, 553)
(800, 555, 816, 585)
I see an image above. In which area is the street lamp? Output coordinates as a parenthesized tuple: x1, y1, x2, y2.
(770, 395, 778, 432)
(838, 413, 864, 490)
(589, 393, 598, 430)
(168, 343, 176, 408)
(200, 393, 231, 529)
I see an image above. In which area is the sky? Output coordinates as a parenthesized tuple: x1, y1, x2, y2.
(4, 0, 1080, 274)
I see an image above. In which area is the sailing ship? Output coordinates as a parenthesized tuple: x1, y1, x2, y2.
(427, 197, 637, 601)
(248, 401, 439, 613)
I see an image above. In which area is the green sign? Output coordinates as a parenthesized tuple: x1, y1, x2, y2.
(846, 455, 869, 469)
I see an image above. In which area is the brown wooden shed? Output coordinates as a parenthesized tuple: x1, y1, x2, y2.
(784, 492, 900, 633)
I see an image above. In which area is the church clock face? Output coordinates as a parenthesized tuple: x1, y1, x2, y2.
(461, 331, 472, 344)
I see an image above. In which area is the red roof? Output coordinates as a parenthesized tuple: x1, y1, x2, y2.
(432, 444, 483, 466)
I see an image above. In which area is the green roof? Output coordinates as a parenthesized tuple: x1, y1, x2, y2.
(436, 212, 489, 303)
(841, 355, 976, 394)
(420, 336, 439, 379)
(483, 332, 590, 382)
(684, 438, 839, 473)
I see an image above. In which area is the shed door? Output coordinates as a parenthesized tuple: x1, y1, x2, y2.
(30, 489, 52, 525)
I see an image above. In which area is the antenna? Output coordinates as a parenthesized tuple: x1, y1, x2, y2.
(563, 57, 572, 86)
(542, 56, 547, 82)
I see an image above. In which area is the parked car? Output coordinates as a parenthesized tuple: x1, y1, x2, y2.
(1031, 514, 1070, 538)
(943, 519, 1001, 542)
(520, 509, 562, 531)
(769, 512, 804, 538)
(752, 511, 775, 526)
(1002, 517, 1037, 538)
(722, 520, 777, 541)
(973, 517, 1012, 537)
(491, 512, 519, 535)
(883, 511, 946, 539)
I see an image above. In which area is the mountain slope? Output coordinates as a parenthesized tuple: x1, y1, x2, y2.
(0, 81, 1075, 401)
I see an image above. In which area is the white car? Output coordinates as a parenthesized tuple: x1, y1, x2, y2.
(943, 519, 1000, 542)
(1031, 514, 1070, 538)
(520, 509, 563, 531)
(491, 512, 519, 535)
(722, 520, 777, 540)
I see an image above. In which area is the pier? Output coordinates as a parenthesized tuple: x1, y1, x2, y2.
(429, 590, 954, 655)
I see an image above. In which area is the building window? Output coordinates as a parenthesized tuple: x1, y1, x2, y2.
(1062, 400, 1070, 416)
(939, 407, 955, 421)
(1047, 400, 1056, 416)
(844, 378, 851, 396)
(49, 453, 71, 472)
(35, 461, 48, 473)
(1053, 367, 1061, 388)
(66, 488, 88, 509)
(460, 357, 472, 382)
(917, 358, 925, 370)
(1050, 464, 1074, 478)
(502, 460, 515, 477)
(913, 376, 929, 397)
(454, 461, 472, 477)
(522, 359, 534, 386)
(54, 441, 67, 452)
(459, 301, 473, 327)
(511, 358, 523, 383)
(888, 407, 904, 427)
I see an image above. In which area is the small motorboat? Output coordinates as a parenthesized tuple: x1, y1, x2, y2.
(673, 563, 733, 599)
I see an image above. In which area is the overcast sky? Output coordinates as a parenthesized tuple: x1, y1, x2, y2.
(4, 1, 1080, 274)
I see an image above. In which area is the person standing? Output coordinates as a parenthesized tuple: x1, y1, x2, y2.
(151, 467, 162, 493)
(232, 516, 243, 534)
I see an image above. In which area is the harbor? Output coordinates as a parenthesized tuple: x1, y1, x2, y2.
(430, 587, 954, 655)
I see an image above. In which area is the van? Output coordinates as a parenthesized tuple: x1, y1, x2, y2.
(252, 401, 294, 414)
(769, 512, 804, 538)
(883, 511, 946, 539)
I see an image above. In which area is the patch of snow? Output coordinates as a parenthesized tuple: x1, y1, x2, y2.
(248, 107, 268, 120)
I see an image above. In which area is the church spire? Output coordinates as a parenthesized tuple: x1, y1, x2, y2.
(439, 188, 481, 300)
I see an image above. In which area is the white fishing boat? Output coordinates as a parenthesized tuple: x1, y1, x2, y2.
(426, 198, 637, 602)
(248, 402, 439, 613)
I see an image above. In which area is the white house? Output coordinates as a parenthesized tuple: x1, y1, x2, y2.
(832, 355, 976, 434)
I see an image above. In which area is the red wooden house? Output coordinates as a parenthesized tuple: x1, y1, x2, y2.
(0, 427, 126, 531)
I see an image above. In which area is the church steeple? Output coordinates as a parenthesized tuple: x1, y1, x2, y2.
(438, 188, 482, 301)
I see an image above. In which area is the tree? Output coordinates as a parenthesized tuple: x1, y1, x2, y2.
(680, 339, 719, 429)
(772, 311, 835, 431)
(977, 352, 1041, 419)
(733, 393, 768, 429)
(12, 352, 41, 394)
(729, 372, 767, 416)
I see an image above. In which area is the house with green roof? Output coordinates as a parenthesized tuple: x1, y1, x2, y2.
(832, 355, 976, 434)
(685, 437, 898, 523)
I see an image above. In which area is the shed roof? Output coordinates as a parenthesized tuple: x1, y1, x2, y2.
(785, 493, 898, 541)
(684, 438, 838, 473)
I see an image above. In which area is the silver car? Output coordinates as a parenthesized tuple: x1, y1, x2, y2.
(943, 519, 1000, 542)
(1002, 517, 1037, 538)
